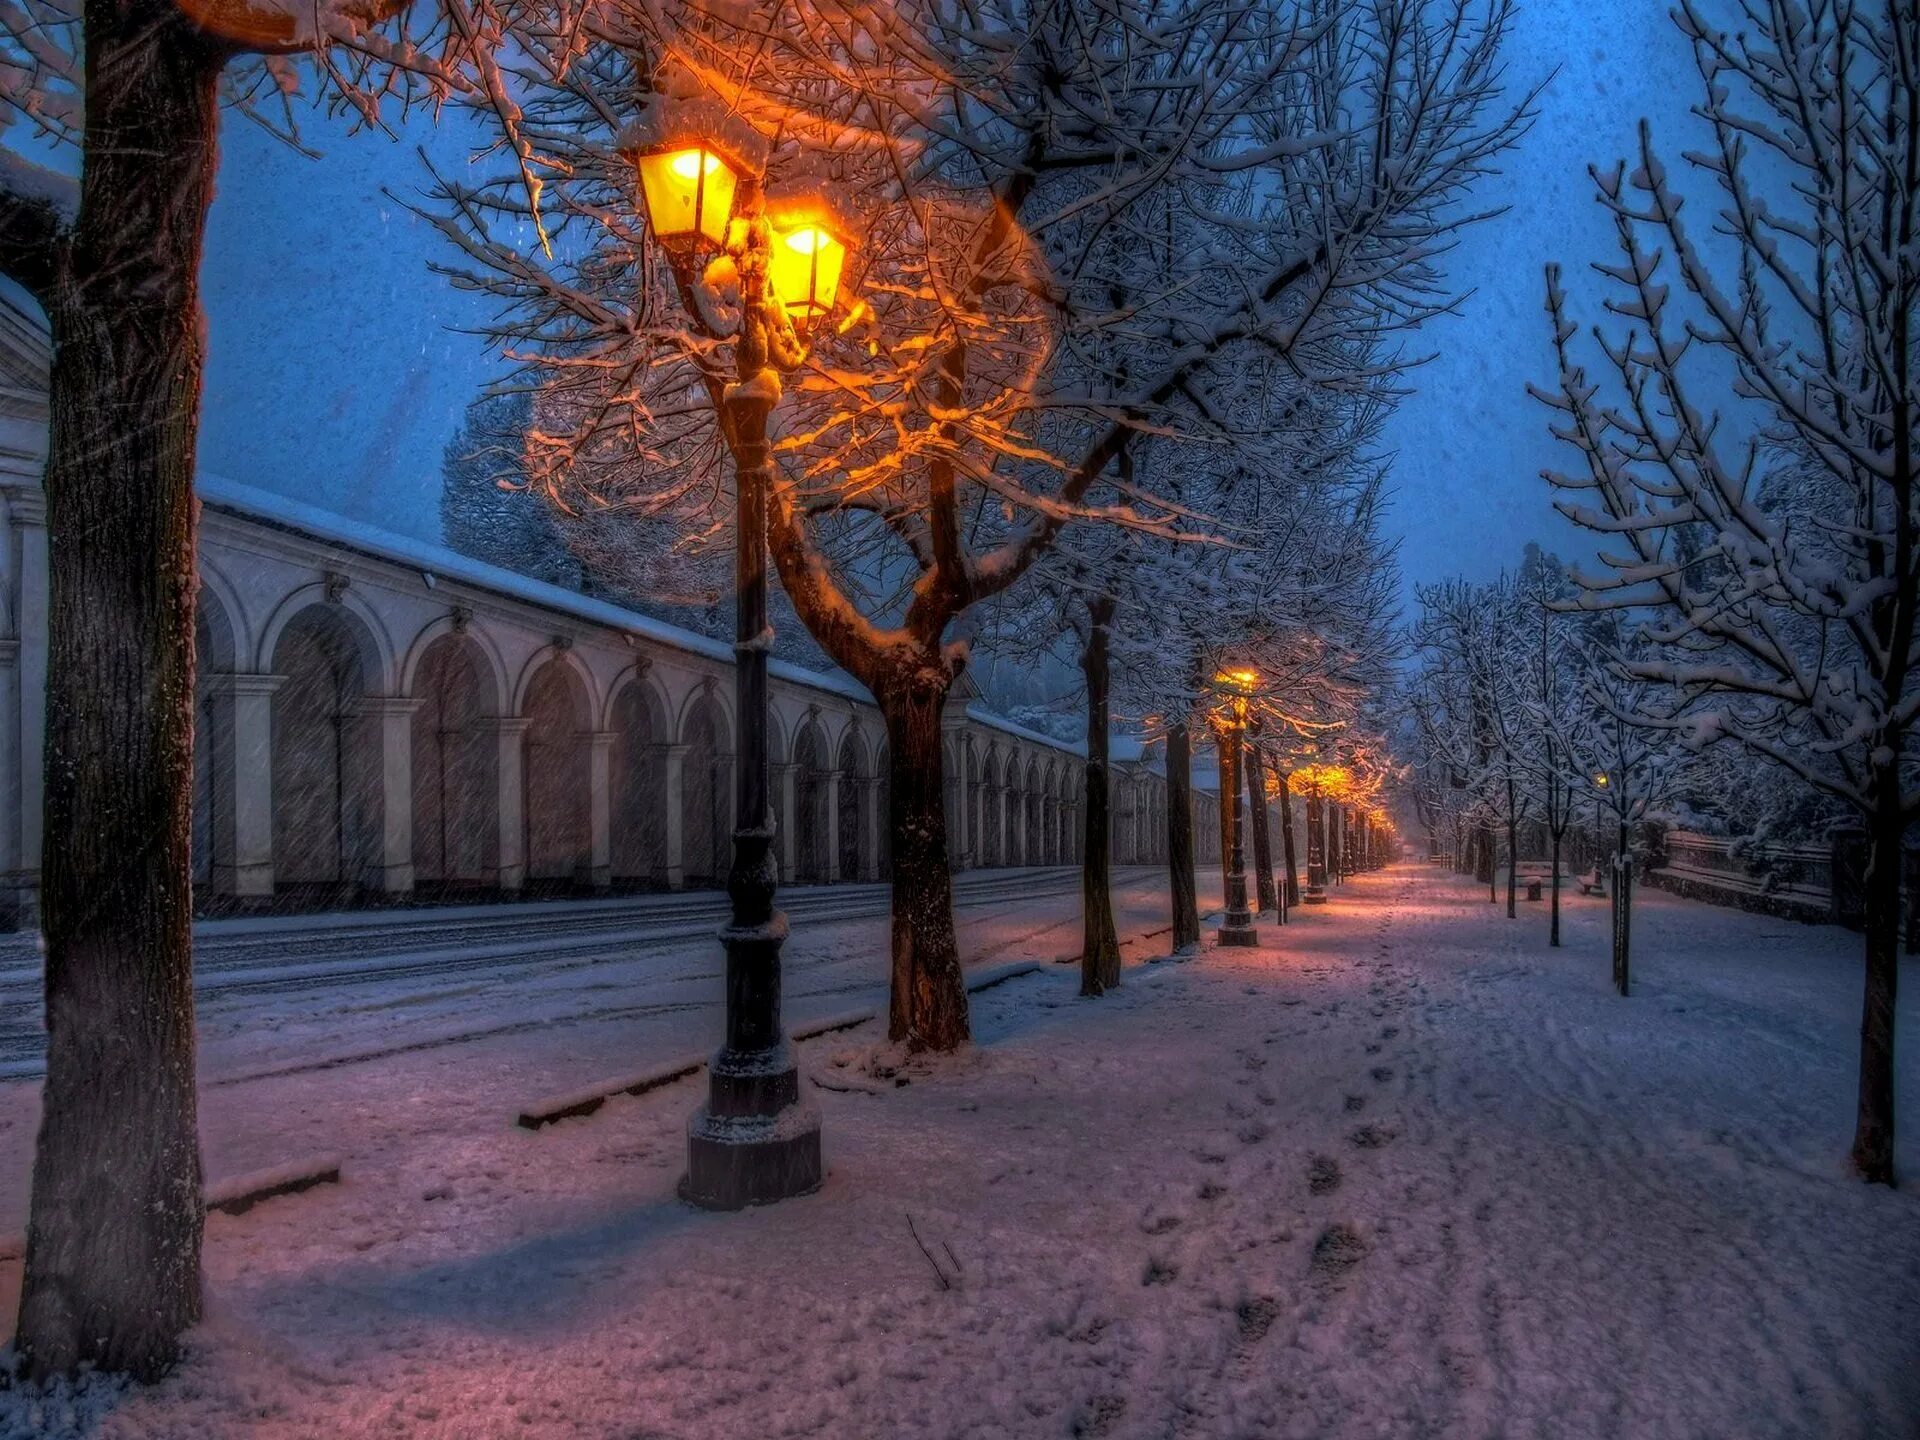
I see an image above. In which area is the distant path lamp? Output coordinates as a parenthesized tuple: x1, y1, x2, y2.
(631, 95, 858, 1211)
(1214, 668, 1260, 948)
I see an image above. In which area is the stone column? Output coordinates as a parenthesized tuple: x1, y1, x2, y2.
(202, 672, 284, 900)
(654, 741, 689, 890)
(821, 768, 843, 883)
(772, 760, 799, 883)
(355, 694, 420, 894)
(4, 486, 45, 922)
(586, 729, 616, 890)
(858, 776, 882, 879)
(489, 716, 530, 891)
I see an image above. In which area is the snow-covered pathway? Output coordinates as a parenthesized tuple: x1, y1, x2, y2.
(4, 866, 1916, 1439)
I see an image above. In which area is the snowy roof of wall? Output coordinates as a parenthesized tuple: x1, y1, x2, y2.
(197, 471, 877, 707)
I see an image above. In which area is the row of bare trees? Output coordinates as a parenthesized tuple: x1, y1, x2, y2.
(0, 0, 1528, 1382)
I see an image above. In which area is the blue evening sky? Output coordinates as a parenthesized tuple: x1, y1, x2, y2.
(196, 0, 1706, 614)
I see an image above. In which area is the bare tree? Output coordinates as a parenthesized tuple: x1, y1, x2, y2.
(1534, 0, 1918, 1181)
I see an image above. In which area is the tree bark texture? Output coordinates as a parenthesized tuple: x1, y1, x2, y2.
(16, 1, 223, 1382)
(1165, 722, 1199, 953)
(881, 678, 970, 1051)
(1611, 821, 1632, 998)
(1277, 772, 1299, 908)
(1549, 831, 1562, 947)
(1852, 784, 1902, 1183)
(1245, 743, 1276, 915)
(1078, 599, 1120, 995)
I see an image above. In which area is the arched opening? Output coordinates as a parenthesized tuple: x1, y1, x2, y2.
(836, 729, 864, 880)
(1024, 757, 1042, 864)
(411, 632, 499, 895)
(682, 692, 732, 888)
(523, 658, 590, 891)
(981, 750, 1001, 867)
(271, 603, 382, 904)
(794, 721, 831, 884)
(610, 680, 664, 886)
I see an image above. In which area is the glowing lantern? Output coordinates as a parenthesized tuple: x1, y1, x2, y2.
(637, 146, 739, 250)
(768, 218, 849, 321)
(1213, 667, 1258, 727)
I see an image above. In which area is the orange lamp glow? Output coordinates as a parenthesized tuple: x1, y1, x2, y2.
(768, 219, 848, 321)
(638, 146, 739, 250)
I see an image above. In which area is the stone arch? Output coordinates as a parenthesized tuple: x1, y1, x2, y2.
(681, 688, 733, 887)
(836, 726, 866, 881)
(608, 668, 671, 886)
(257, 580, 396, 694)
(409, 630, 501, 892)
(270, 602, 385, 900)
(522, 654, 591, 889)
(1024, 754, 1042, 864)
(1041, 759, 1060, 864)
(793, 716, 831, 884)
(980, 747, 1002, 867)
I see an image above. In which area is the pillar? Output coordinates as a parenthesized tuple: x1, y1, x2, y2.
(586, 729, 616, 889)
(858, 775, 882, 879)
(772, 761, 799, 883)
(489, 716, 529, 890)
(356, 694, 420, 894)
(821, 768, 842, 883)
(655, 741, 688, 890)
(203, 672, 284, 899)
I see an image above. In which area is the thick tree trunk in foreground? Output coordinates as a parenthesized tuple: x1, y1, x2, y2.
(16, 3, 221, 1381)
(881, 678, 969, 1051)
(1246, 744, 1276, 914)
(1277, 772, 1299, 908)
(1078, 600, 1120, 995)
(1165, 722, 1199, 953)
(1852, 783, 1902, 1184)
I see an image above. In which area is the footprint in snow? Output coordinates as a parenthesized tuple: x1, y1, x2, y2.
(1349, 1123, 1394, 1149)
(1311, 1223, 1368, 1281)
(1074, 1395, 1128, 1439)
(1370, 1065, 1394, 1083)
(1198, 1180, 1228, 1202)
(1237, 1297, 1280, 1343)
(1142, 1258, 1179, 1286)
(1307, 1155, 1342, 1194)
(1141, 1212, 1181, 1236)
(1344, 1094, 1367, 1112)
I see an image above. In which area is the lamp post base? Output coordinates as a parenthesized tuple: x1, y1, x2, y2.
(1218, 923, 1260, 947)
(682, 1042, 822, 1210)
(1302, 886, 1328, 905)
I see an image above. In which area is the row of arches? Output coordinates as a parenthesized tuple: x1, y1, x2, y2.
(185, 588, 1138, 910)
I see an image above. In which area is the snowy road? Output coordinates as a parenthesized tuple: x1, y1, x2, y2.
(0, 866, 1111, 1083)
(4, 866, 1916, 1439)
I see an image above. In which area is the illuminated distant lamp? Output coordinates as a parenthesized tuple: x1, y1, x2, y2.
(768, 217, 849, 322)
(637, 145, 739, 250)
(1594, 772, 1609, 789)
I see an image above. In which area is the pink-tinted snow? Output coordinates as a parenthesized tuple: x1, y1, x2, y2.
(2, 866, 1916, 1438)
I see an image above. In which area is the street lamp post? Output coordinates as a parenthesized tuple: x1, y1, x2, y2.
(1590, 772, 1609, 898)
(635, 128, 852, 1209)
(1216, 670, 1259, 947)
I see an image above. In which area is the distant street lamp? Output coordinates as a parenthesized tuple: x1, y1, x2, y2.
(634, 120, 857, 1209)
(1590, 771, 1609, 896)
(1214, 669, 1259, 947)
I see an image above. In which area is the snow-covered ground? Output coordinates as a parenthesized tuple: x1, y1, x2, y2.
(3, 866, 1917, 1438)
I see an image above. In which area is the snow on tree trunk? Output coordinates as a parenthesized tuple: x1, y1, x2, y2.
(16, 3, 220, 1379)
(1165, 722, 1199, 954)
(1078, 598, 1120, 995)
(880, 676, 969, 1052)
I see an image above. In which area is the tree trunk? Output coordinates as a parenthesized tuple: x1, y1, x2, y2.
(880, 674, 969, 1051)
(1165, 722, 1199, 953)
(1245, 743, 1276, 914)
(1612, 820, 1631, 997)
(1277, 771, 1299, 908)
(1851, 782, 1902, 1184)
(1214, 726, 1232, 899)
(17, 5, 222, 1381)
(1505, 810, 1517, 919)
(1549, 830, 1562, 947)
(1078, 600, 1120, 995)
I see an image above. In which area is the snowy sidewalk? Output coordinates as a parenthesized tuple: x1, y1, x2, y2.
(5, 866, 1917, 1438)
